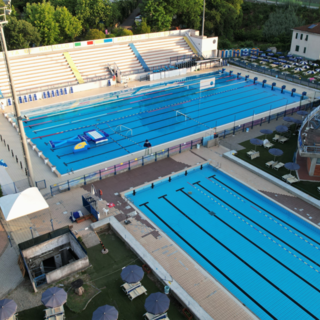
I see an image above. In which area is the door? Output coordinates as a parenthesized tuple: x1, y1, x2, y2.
(54, 254, 62, 268)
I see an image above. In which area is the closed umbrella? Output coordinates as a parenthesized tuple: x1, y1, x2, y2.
(276, 125, 288, 133)
(284, 162, 300, 174)
(92, 305, 118, 320)
(250, 138, 263, 151)
(260, 129, 273, 139)
(42, 287, 67, 308)
(145, 293, 170, 315)
(268, 148, 283, 161)
(121, 265, 144, 284)
(0, 299, 17, 320)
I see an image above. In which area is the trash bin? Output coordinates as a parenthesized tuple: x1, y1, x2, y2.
(164, 286, 170, 294)
(246, 128, 249, 133)
(197, 144, 200, 149)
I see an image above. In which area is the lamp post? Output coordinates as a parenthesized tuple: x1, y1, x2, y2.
(0, 6, 35, 187)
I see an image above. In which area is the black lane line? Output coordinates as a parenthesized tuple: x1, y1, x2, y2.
(174, 189, 318, 319)
(139, 201, 277, 320)
(195, 181, 320, 269)
(188, 183, 320, 293)
(209, 175, 320, 248)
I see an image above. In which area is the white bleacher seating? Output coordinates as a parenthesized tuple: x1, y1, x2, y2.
(134, 37, 194, 68)
(0, 60, 11, 96)
(69, 44, 144, 79)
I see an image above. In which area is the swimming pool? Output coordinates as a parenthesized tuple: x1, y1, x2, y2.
(125, 164, 320, 320)
(22, 71, 302, 174)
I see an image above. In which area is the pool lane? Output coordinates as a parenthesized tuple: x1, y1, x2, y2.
(129, 167, 320, 320)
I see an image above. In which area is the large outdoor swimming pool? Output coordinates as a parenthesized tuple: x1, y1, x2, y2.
(125, 164, 320, 319)
(22, 71, 302, 174)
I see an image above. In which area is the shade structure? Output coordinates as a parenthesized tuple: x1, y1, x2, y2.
(283, 116, 295, 122)
(250, 138, 263, 151)
(121, 265, 144, 284)
(268, 53, 274, 56)
(42, 287, 67, 308)
(315, 68, 320, 72)
(0, 299, 17, 320)
(285, 162, 300, 172)
(297, 110, 308, 116)
(300, 61, 308, 65)
(282, 65, 291, 69)
(92, 305, 118, 320)
(276, 125, 288, 133)
(294, 67, 303, 72)
(0, 187, 49, 221)
(269, 148, 283, 161)
(310, 63, 319, 67)
(260, 129, 273, 139)
(144, 293, 170, 315)
(307, 70, 316, 74)
(302, 65, 310, 70)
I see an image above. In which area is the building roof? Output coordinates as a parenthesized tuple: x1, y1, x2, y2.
(293, 23, 320, 34)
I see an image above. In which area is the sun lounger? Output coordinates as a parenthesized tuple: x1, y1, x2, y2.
(144, 312, 168, 320)
(249, 151, 260, 160)
(266, 160, 275, 168)
(272, 134, 280, 142)
(273, 162, 284, 170)
(282, 174, 294, 181)
(128, 286, 147, 301)
(45, 306, 64, 318)
(121, 282, 141, 293)
(279, 137, 288, 144)
(286, 177, 299, 184)
(46, 314, 65, 320)
(263, 140, 274, 149)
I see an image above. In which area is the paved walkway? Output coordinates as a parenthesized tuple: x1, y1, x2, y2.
(120, 2, 141, 30)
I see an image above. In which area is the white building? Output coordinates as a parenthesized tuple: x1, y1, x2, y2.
(290, 23, 320, 60)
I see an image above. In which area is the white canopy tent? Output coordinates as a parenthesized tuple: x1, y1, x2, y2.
(0, 188, 49, 221)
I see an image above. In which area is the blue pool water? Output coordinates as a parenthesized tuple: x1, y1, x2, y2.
(126, 164, 320, 320)
(23, 72, 302, 174)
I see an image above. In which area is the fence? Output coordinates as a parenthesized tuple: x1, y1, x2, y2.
(50, 138, 202, 196)
(0, 178, 47, 195)
(228, 58, 320, 89)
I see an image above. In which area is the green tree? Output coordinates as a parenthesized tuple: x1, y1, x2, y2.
(0, 185, 3, 198)
(134, 18, 151, 34)
(112, 27, 133, 36)
(84, 29, 105, 40)
(263, 6, 304, 41)
(4, 16, 41, 49)
(26, 1, 60, 45)
(54, 6, 82, 42)
(175, 0, 203, 30)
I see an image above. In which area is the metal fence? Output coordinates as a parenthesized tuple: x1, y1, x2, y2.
(228, 58, 320, 89)
(1, 178, 47, 195)
(50, 138, 202, 196)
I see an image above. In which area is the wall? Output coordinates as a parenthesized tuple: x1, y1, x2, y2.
(290, 31, 320, 60)
(190, 36, 218, 58)
(46, 256, 89, 284)
(69, 233, 86, 259)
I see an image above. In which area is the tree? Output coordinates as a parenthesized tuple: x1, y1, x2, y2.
(4, 16, 41, 49)
(54, 6, 82, 42)
(112, 27, 133, 36)
(175, 0, 203, 30)
(84, 29, 105, 40)
(134, 18, 151, 34)
(26, 1, 60, 45)
(263, 6, 304, 41)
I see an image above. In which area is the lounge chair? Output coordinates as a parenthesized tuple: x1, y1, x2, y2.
(250, 151, 260, 160)
(266, 160, 275, 168)
(128, 286, 147, 301)
(286, 177, 299, 184)
(45, 306, 64, 319)
(121, 282, 141, 293)
(272, 134, 280, 142)
(279, 136, 288, 144)
(263, 139, 274, 149)
(273, 162, 284, 170)
(282, 174, 294, 181)
(143, 312, 169, 320)
(246, 150, 255, 157)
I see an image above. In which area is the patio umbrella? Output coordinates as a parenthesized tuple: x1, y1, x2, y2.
(300, 61, 308, 65)
(310, 63, 319, 67)
(144, 293, 170, 315)
(121, 265, 144, 284)
(283, 116, 295, 123)
(266, 49, 272, 52)
(260, 53, 266, 57)
(260, 129, 273, 139)
(268, 53, 274, 56)
(302, 65, 310, 70)
(276, 52, 283, 54)
(276, 125, 288, 133)
(294, 68, 303, 72)
(42, 287, 67, 308)
(297, 110, 308, 116)
(279, 56, 285, 58)
(0, 299, 17, 320)
(284, 162, 300, 173)
(92, 305, 118, 320)
(287, 54, 293, 57)
(289, 58, 295, 61)
(269, 148, 283, 161)
(293, 119, 303, 125)
(262, 59, 269, 62)
(315, 69, 320, 72)
(282, 65, 291, 69)
(296, 57, 303, 60)
(250, 138, 263, 150)
(271, 57, 278, 60)
(307, 70, 317, 74)
(273, 62, 280, 65)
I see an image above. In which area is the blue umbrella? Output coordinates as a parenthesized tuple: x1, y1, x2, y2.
(0, 299, 17, 320)
(276, 125, 288, 133)
(266, 49, 272, 52)
(287, 54, 293, 57)
(42, 287, 67, 308)
(276, 52, 283, 54)
(297, 110, 308, 116)
(261, 53, 266, 57)
(271, 57, 278, 60)
(284, 162, 300, 173)
(92, 305, 118, 320)
(260, 129, 273, 139)
(121, 265, 144, 284)
(250, 138, 263, 150)
(145, 293, 170, 315)
(273, 62, 280, 65)
(293, 119, 302, 125)
(279, 56, 285, 59)
(269, 148, 283, 161)
(268, 53, 274, 56)
(283, 116, 295, 122)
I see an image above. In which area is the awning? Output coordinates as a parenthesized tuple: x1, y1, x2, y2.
(0, 187, 49, 221)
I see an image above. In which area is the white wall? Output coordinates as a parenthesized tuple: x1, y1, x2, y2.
(190, 36, 218, 58)
(69, 233, 86, 259)
(290, 31, 320, 60)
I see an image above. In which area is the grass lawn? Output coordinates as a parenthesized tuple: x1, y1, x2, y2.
(235, 134, 320, 200)
(18, 233, 186, 320)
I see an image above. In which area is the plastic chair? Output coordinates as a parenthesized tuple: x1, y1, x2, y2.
(64, 88, 68, 95)
(56, 89, 59, 97)
(51, 90, 55, 97)
(47, 91, 51, 98)
(33, 94, 37, 101)
(70, 87, 73, 93)
(7, 98, 11, 106)
(28, 94, 33, 102)
(19, 96, 23, 103)
(60, 88, 64, 95)
(23, 96, 27, 103)
(43, 92, 47, 99)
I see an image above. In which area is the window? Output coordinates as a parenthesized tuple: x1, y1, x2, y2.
(295, 45, 300, 52)
(306, 35, 309, 41)
(296, 33, 299, 39)
(304, 47, 306, 53)
(300, 34, 303, 40)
